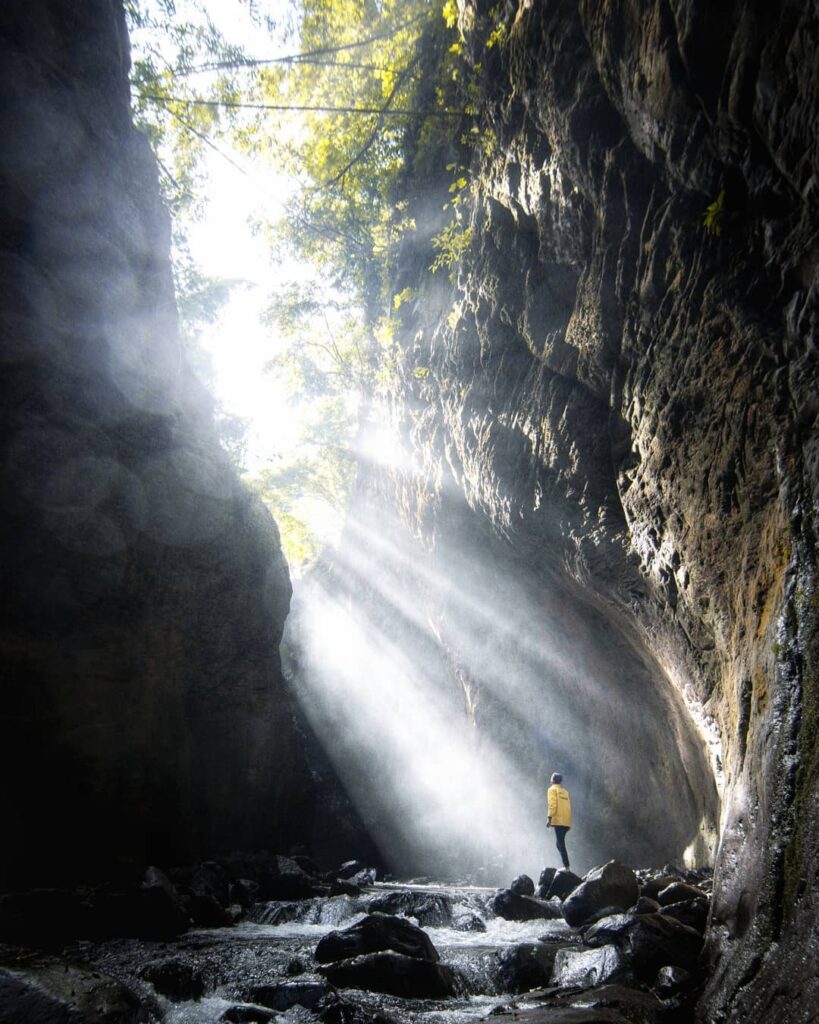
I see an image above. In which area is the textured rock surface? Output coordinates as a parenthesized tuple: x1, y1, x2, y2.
(0, 0, 308, 887)
(361, 0, 818, 1020)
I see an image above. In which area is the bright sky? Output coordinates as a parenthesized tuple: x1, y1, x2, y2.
(179, 2, 301, 471)
(186, 153, 303, 471)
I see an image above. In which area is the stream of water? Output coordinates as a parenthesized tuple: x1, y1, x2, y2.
(76, 881, 577, 1024)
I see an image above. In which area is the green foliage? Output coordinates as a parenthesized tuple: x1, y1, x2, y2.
(245, 395, 358, 570)
(703, 189, 726, 236)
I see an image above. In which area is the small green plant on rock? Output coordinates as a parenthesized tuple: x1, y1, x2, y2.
(703, 189, 726, 236)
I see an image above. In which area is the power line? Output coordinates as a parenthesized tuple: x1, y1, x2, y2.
(139, 94, 465, 118)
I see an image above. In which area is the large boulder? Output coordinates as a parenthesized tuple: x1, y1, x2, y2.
(562, 863, 639, 928)
(550, 945, 630, 989)
(624, 914, 703, 980)
(315, 913, 439, 964)
(496, 942, 565, 993)
(491, 889, 564, 921)
(317, 952, 460, 999)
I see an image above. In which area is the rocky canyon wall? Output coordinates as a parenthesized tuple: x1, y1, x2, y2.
(0, 1, 310, 888)
(363, 0, 818, 1019)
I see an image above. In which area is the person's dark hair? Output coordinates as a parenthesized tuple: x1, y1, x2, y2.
(551, 772, 563, 784)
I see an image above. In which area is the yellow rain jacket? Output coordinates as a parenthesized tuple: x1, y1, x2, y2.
(547, 784, 572, 827)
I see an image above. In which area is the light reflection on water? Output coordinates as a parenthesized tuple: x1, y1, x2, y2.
(93, 883, 572, 1024)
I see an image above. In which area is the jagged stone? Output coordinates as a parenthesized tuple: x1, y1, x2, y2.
(633, 896, 661, 915)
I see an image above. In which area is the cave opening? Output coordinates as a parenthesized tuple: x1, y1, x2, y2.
(2, 0, 818, 1021)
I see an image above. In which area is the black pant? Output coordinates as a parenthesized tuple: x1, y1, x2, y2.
(553, 825, 570, 869)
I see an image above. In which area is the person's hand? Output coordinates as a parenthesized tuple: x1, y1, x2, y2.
(547, 819, 552, 828)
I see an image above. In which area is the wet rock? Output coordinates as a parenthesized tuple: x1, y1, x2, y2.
(0, 961, 148, 1023)
(550, 944, 630, 989)
(247, 980, 330, 1011)
(546, 870, 582, 900)
(633, 896, 661, 915)
(562, 863, 639, 928)
(229, 879, 260, 907)
(182, 891, 232, 928)
(496, 942, 564, 993)
(451, 907, 486, 932)
(624, 913, 703, 980)
(350, 869, 378, 887)
(579, 905, 632, 930)
(510, 874, 535, 896)
(220, 1005, 276, 1023)
(138, 959, 204, 1001)
(330, 879, 363, 896)
(250, 899, 315, 925)
(368, 890, 452, 926)
(491, 889, 564, 921)
(582, 913, 635, 947)
(265, 856, 326, 899)
(549, 984, 667, 1023)
(317, 993, 400, 1024)
(171, 860, 231, 906)
(217, 853, 323, 901)
(659, 897, 709, 933)
(639, 875, 681, 902)
(336, 860, 368, 880)
(536, 867, 557, 898)
(654, 965, 694, 999)
(291, 854, 322, 876)
(286, 957, 308, 975)
(315, 912, 439, 964)
(656, 882, 707, 906)
(318, 951, 460, 999)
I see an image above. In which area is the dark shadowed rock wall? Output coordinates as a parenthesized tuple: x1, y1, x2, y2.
(356, 0, 818, 1019)
(0, 1, 310, 888)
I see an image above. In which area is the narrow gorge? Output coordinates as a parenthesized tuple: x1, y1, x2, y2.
(0, 1, 817, 1023)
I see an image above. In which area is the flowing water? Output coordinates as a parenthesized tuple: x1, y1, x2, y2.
(76, 881, 576, 1023)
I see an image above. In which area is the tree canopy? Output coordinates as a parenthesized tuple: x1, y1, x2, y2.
(126, 0, 472, 569)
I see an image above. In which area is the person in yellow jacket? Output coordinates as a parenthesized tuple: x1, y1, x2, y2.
(546, 772, 572, 870)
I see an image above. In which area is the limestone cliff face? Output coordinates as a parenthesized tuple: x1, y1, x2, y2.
(374, 1, 818, 1018)
(0, 1, 307, 887)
